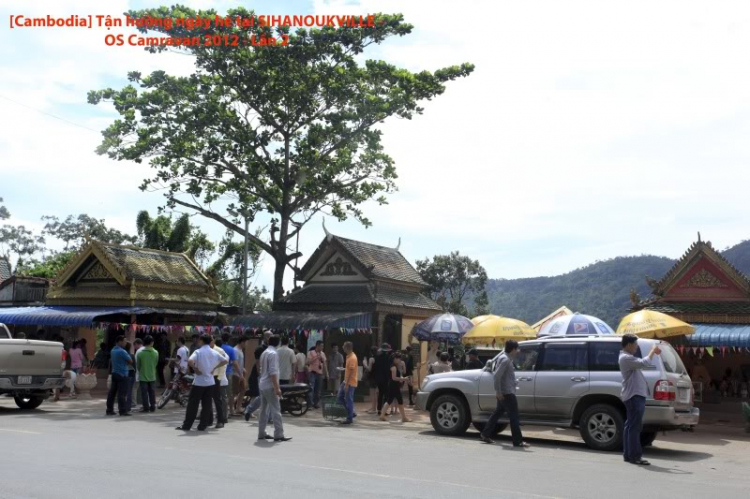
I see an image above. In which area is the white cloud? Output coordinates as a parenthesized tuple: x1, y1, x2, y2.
(3, 0, 750, 298)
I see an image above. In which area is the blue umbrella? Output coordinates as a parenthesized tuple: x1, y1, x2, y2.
(412, 313, 475, 344)
(537, 313, 615, 337)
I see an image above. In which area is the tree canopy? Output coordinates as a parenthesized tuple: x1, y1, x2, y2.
(416, 251, 489, 317)
(89, 7, 474, 301)
(135, 210, 214, 265)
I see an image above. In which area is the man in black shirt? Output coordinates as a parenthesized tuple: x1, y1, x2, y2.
(244, 331, 272, 420)
(373, 343, 392, 415)
(465, 349, 484, 370)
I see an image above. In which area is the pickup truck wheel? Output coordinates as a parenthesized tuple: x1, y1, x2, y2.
(472, 422, 508, 436)
(640, 431, 657, 447)
(14, 396, 44, 410)
(579, 404, 623, 452)
(430, 394, 470, 436)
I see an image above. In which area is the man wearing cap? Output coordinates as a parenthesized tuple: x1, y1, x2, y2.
(465, 349, 484, 370)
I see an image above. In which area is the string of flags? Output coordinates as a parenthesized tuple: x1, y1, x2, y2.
(675, 344, 750, 357)
(93, 322, 372, 337)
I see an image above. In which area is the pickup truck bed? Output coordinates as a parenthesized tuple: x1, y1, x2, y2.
(0, 323, 66, 409)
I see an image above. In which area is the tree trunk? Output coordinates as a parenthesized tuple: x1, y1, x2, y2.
(272, 254, 286, 305)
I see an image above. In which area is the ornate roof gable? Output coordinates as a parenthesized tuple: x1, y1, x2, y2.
(299, 231, 426, 287)
(647, 236, 750, 300)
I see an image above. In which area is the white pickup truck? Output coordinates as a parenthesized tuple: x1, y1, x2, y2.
(0, 323, 66, 409)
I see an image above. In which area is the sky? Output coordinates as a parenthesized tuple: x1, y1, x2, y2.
(1, 0, 750, 295)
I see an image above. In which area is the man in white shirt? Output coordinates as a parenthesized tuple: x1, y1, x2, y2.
(276, 337, 296, 385)
(258, 335, 291, 442)
(211, 337, 230, 428)
(176, 334, 228, 432)
(175, 336, 190, 375)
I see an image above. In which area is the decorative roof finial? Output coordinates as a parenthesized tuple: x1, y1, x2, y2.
(84, 232, 91, 244)
(395, 237, 401, 251)
(322, 218, 332, 241)
(697, 231, 701, 243)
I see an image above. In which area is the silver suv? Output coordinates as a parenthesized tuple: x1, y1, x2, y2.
(416, 335, 699, 451)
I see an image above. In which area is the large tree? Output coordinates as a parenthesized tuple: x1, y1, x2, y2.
(416, 251, 490, 317)
(88, 7, 474, 301)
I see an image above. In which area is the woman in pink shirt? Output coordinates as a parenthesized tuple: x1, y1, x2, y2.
(69, 341, 84, 374)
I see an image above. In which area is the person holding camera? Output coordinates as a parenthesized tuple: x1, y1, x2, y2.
(619, 334, 661, 466)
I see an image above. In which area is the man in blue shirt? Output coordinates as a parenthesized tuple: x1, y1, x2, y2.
(106, 336, 133, 416)
(220, 332, 238, 420)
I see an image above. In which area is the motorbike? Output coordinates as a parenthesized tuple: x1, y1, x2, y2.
(157, 372, 194, 409)
(243, 383, 311, 417)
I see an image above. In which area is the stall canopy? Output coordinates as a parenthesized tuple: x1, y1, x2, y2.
(685, 323, 750, 349)
(0, 306, 219, 327)
(230, 311, 372, 330)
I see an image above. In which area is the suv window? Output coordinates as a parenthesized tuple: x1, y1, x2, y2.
(590, 342, 621, 371)
(513, 344, 540, 371)
(658, 343, 687, 374)
(539, 343, 588, 371)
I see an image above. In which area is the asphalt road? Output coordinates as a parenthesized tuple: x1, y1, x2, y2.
(0, 398, 748, 499)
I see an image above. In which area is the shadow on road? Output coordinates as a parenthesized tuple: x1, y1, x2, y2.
(416, 428, 715, 464)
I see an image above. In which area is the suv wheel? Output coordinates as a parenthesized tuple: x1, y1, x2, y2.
(430, 394, 471, 436)
(640, 431, 657, 447)
(579, 404, 623, 452)
(472, 422, 508, 436)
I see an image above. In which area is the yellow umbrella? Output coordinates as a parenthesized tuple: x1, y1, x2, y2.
(616, 310, 695, 339)
(462, 315, 537, 345)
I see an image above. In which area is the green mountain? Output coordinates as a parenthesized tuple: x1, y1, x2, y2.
(485, 239, 750, 328)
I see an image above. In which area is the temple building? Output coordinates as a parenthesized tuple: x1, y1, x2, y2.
(631, 235, 750, 401)
(232, 229, 441, 376)
(0, 240, 222, 355)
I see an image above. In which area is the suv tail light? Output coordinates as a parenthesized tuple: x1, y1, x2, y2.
(654, 380, 675, 401)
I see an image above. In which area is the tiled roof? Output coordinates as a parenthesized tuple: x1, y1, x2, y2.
(279, 284, 374, 305)
(334, 236, 426, 285)
(279, 283, 441, 311)
(0, 257, 11, 283)
(99, 243, 211, 287)
(641, 301, 750, 315)
(374, 287, 442, 310)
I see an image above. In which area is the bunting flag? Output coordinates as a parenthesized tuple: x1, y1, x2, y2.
(705, 346, 714, 357)
(692, 347, 698, 355)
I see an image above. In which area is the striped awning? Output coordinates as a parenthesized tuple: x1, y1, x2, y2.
(230, 311, 372, 330)
(0, 306, 220, 327)
(685, 323, 750, 348)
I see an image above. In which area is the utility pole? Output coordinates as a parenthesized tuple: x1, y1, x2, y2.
(241, 216, 249, 316)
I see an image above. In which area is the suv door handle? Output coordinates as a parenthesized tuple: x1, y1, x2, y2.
(516, 377, 532, 382)
(570, 376, 587, 382)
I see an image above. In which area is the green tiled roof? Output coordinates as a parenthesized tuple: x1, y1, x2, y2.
(100, 244, 210, 287)
(0, 257, 10, 283)
(641, 301, 750, 315)
(278, 283, 441, 311)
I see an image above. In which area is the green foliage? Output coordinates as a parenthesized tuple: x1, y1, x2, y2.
(206, 229, 266, 309)
(0, 197, 9, 221)
(16, 251, 75, 279)
(42, 214, 136, 249)
(0, 225, 45, 266)
(417, 251, 488, 316)
(135, 211, 215, 265)
(88, 7, 474, 301)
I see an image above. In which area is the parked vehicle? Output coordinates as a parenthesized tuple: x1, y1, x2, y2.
(157, 371, 193, 409)
(0, 323, 66, 409)
(416, 335, 699, 451)
(243, 383, 311, 417)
